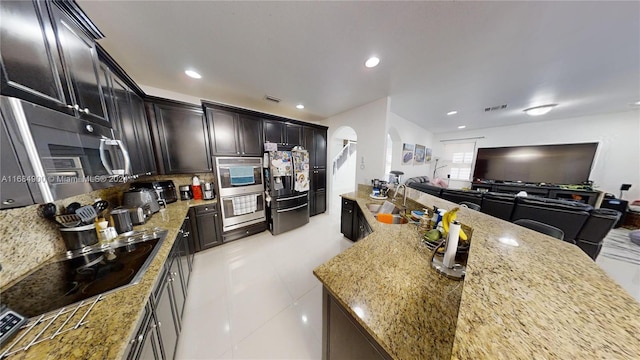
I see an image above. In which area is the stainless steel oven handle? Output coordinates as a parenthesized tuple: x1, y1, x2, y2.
(276, 203, 307, 213)
(276, 193, 307, 201)
(99, 139, 131, 175)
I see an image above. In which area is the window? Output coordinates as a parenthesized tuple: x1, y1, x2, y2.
(443, 142, 476, 181)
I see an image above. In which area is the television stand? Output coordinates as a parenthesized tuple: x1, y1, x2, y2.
(471, 182, 601, 206)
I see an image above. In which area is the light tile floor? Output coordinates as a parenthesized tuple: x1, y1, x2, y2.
(177, 210, 640, 359)
(176, 210, 352, 359)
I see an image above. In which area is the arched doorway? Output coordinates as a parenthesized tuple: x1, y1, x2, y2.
(329, 126, 357, 214)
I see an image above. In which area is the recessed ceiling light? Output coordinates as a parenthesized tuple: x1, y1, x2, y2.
(523, 104, 557, 116)
(457, 125, 466, 129)
(364, 57, 380, 68)
(185, 70, 202, 79)
(296, 104, 304, 109)
(447, 111, 458, 116)
(634, 100, 640, 106)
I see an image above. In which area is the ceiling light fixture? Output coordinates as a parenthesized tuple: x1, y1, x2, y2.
(447, 111, 458, 116)
(523, 104, 557, 116)
(364, 57, 380, 68)
(296, 104, 304, 109)
(185, 70, 202, 79)
(634, 100, 640, 106)
(458, 125, 466, 129)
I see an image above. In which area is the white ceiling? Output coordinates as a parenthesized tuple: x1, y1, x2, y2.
(77, 0, 640, 133)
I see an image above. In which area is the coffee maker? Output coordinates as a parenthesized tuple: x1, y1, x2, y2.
(202, 182, 215, 200)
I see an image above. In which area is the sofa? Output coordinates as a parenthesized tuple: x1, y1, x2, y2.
(404, 176, 621, 260)
(405, 176, 444, 197)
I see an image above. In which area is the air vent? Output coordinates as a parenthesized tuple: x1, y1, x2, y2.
(484, 104, 507, 112)
(264, 95, 281, 103)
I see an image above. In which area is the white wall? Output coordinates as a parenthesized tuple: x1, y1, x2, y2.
(326, 98, 389, 185)
(386, 111, 435, 182)
(434, 110, 640, 200)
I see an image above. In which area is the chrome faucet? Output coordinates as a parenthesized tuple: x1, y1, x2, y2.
(393, 184, 408, 207)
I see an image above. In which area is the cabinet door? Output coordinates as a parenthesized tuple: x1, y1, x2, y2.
(238, 114, 263, 156)
(169, 254, 186, 322)
(208, 108, 240, 155)
(0, 0, 72, 115)
(314, 190, 326, 215)
(50, 4, 107, 125)
(155, 273, 179, 360)
(341, 199, 355, 240)
(196, 210, 222, 250)
(130, 93, 156, 175)
(111, 75, 142, 174)
(285, 124, 302, 145)
(314, 129, 327, 168)
(313, 168, 326, 192)
(137, 315, 161, 360)
(263, 120, 284, 144)
(151, 102, 210, 174)
(303, 126, 315, 165)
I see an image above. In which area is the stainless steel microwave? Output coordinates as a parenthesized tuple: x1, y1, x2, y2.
(1, 96, 130, 205)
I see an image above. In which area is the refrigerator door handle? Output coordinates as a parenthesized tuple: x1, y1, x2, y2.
(276, 203, 308, 213)
(276, 193, 307, 201)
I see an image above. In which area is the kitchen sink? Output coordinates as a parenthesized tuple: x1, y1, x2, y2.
(365, 202, 408, 224)
(366, 202, 400, 214)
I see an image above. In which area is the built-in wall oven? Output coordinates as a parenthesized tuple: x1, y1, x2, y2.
(1, 96, 130, 203)
(215, 157, 266, 232)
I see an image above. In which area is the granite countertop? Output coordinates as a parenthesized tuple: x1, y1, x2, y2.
(0, 198, 216, 360)
(314, 187, 640, 359)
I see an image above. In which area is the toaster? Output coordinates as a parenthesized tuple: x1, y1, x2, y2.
(122, 188, 160, 214)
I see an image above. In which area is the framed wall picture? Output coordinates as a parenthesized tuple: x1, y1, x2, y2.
(425, 148, 432, 162)
(414, 144, 426, 165)
(402, 143, 414, 165)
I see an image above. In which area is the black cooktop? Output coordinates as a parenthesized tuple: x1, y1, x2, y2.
(0, 230, 167, 318)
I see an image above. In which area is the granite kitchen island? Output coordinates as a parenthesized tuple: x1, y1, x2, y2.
(314, 186, 640, 359)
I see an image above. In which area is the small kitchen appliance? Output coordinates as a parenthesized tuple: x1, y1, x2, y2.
(203, 182, 215, 200)
(130, 181, 177, 204)
(110, 208, 133, 234)
(123, 188, 160, 215)
(179, 185, 193, 200)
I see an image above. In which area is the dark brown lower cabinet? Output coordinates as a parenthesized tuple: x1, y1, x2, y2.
(323, 287, 391, 359)
(127, 228, 192, 359)
(190, 204, 222, 251)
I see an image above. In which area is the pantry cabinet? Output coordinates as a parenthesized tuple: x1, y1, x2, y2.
(304, 126, 328, 216)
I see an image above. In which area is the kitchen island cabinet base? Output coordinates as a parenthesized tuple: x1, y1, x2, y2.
(322, 287, 391, 360)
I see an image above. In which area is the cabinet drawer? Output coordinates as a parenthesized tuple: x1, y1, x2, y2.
(193, 204, 217, 215)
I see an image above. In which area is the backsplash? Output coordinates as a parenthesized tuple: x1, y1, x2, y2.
(0, 172, 215, 289)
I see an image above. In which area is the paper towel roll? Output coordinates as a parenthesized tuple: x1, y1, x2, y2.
(443, 221, 461, 268)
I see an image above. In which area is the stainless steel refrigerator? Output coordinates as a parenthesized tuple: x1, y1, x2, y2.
(264, 145, 310, 235)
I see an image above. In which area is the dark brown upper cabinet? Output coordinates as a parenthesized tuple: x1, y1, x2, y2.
(0, 1, 109, 126)
(205, 105, 263, 156)
(0, 0, 72, 115)
(263, 120, 302, 146)
(147, 99, 211, 174)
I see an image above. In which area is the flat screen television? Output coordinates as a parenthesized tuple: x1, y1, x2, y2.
(473, 142, 598, 185)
